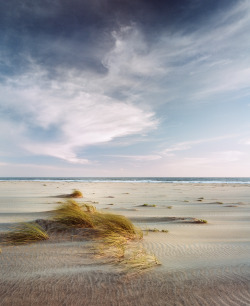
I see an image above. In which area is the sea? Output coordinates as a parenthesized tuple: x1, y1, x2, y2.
(0, 177, 250, 184)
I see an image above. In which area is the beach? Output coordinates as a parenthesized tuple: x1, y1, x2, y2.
(0, 181, 250, 305)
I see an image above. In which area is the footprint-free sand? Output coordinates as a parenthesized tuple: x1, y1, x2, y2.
(0, 181, 250, 305)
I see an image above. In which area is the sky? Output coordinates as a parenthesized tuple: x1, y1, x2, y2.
(0, 0, 250, 177)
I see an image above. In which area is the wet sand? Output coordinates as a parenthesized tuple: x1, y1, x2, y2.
(0, 181, 250, 305)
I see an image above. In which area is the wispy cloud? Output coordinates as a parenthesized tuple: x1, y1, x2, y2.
(0, 74, 157, 164)
(184, 150, 245, 165)
(143, 0, 250, 104)
(239, 138, 250, 145)
(162, 135, 238, 155)
(108, 154, 162, 161)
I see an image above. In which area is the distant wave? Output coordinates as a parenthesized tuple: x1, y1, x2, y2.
(1, 177, 250, 184)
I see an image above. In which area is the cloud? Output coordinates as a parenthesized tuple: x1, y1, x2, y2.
(139, 0, 250, 104)
(1, 0, 250, 174)
(162, 143, 191, 155)
(0, 74, 157, 163)
(103, 26, 165, 78)
(76, 0, 250, 108)
(1, 20, 162, 165)
(184, 150, 244, 165)
(162, 135, 238, 156)
(108, 154, 162, 161)
(239, 138, 250, 145)
(0, 162, 8, 166)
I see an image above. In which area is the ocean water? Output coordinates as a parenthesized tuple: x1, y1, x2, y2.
(0, 177, 250, 184)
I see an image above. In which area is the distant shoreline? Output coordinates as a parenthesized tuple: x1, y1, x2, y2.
(1, 177, 250, 184)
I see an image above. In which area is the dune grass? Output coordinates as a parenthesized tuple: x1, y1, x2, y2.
(69, 189, 83, 198)
(195, 219, 208, 224)
(142, 203, 156, 207)
(53, 200, 94, 228)
(96, 232, 127, 259)
(144, 228, 169, 234)
(81, 203, 97, 213)
(52, 200, 157, 273)
(2, 198, 158, 273)
(53, 200, 142, 239)
(5, 223, 49, 245)
(90, 210, 158, 273)
(2, 200, 157, 273)
(93, 212, 142, 240)
(120, 248, 161, 273)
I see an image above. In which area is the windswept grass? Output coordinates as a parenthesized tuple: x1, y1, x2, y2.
(144, 228, 169, 233)
(53, 200, 94, 228)
(142, 203, 156, 207)
(52, 200, 158, 274)
(91, 211, 158, 274)
(2, 198, 158, 273)
(195, 219, 208, 224)
(69, 189, 83, 198)
(120, 248, 161, 273)
(53, 200, 142, 238)
(93, 212, 142, 240)
(81, 203, 97, 213)
(145, 228, 160, 233)
(96, 232, 127, 259)
(5, 223, 49, 245)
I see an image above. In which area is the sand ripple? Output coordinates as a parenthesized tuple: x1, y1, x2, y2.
(0, 240, 250, 306)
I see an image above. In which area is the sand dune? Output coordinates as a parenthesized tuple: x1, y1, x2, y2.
(0, 181, 250, 305)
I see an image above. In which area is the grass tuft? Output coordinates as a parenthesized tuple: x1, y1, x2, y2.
(96, 232, 127, 259)
(69, 189, 83, 198)
(81, 203, 97, 213)
(144, 228, 169, 233)
(147, 228, 160, 232)
(5, 223, 49, 245)
(93, 212, 142, 240)
(52, 200, 158, 274)
(161, 229, 169, 233)
(53, 200, 94, 228)
(2, 198, 159, 274)
(120, 248, 161, 273)
(142, 203, 156, 207)
(195, 219, 208, 224)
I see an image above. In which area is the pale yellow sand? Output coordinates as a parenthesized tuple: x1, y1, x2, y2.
(0, 181, 250, 305)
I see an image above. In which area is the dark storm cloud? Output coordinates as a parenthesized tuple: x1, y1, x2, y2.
(0, 0, 237, 79)
(0, 0, 114, 78)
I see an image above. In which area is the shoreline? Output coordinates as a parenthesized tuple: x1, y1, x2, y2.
(1, 176, 250, 184)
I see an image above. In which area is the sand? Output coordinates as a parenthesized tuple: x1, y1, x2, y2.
(0, 181, 250, 305)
